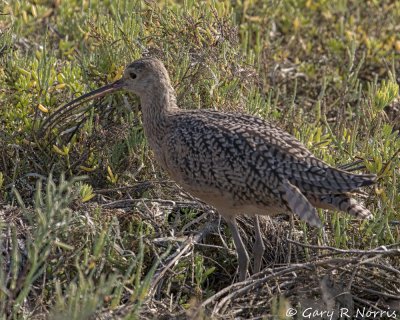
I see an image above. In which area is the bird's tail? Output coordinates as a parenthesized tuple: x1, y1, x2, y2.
(308, 193, 373, 220)
(291, 169, 377, 195)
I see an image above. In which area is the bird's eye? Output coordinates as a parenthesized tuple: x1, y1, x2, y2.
(129, 72, 137, 79)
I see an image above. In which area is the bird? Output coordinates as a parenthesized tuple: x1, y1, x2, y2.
(41, 57, 376, 281)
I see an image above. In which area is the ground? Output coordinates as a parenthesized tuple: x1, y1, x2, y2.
(0, 0, 399, 319)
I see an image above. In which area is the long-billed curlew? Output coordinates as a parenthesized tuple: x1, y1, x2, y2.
(41, 57, 376, 281)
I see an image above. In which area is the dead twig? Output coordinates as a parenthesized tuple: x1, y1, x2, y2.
(287, 238, 400, 255)
(148, 218, 219, 298)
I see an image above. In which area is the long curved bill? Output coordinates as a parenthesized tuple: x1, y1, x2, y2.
(39, 78, 125, 136)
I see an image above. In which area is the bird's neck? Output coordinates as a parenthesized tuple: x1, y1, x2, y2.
(140, 82, 178, 147)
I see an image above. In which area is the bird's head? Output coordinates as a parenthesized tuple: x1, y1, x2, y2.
(121, 57, 171, 96)
(40, 57, 171, 135)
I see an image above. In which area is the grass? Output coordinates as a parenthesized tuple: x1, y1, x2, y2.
(0, 0, 399, 319)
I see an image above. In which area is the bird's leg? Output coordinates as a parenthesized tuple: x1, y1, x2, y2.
(253, 215, 265, 273)
(226, 218, 249, 281)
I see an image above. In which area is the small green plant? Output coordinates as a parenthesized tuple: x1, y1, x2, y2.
(3, 174, 79, 317)
(374, 77, 399, 111)
(106, 165, 119, 184)
(194, 254, 215, 289)
(77, 182, 96, 202)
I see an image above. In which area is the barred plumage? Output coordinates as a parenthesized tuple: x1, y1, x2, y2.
(44, 57, 376, 281)
(308, 193, 373, 220)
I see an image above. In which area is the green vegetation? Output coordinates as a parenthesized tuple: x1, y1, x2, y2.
(0, 0, 399, 318)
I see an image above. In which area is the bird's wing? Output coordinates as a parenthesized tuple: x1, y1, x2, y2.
(210, 111, 376, 194)
(165, 110, 375, 197)
(164, 113, 282, 202)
